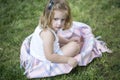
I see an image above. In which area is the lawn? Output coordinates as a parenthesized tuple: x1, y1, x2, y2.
(0, 0, 120, 80)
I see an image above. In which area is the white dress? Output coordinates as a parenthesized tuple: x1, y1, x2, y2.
(30, 26, 63, 62)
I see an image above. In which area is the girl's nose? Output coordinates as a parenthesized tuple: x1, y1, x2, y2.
(57, 20, 62, 25)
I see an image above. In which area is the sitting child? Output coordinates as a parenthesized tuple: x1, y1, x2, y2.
(20, 0, 111, 79)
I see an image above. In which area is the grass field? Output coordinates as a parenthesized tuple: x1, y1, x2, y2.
(0, 0, 120, 80)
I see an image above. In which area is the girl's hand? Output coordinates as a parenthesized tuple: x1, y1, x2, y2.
(68, 58, 78, 68)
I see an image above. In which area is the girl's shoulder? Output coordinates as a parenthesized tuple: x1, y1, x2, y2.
(35, 25, 54, 37)
(41, 28, 55, 35)
(40, 28, 56, 40)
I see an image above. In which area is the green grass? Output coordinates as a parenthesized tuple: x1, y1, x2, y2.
(0, 0, 120, 80)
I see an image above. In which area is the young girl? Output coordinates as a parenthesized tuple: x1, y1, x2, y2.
(20, 0, 111, 79)
(20, 0, 81, 79)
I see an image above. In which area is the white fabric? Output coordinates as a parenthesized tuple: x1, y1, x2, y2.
(30, 26, 63, 61)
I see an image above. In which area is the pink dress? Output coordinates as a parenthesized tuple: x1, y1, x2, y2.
(20, 21, 111, 79)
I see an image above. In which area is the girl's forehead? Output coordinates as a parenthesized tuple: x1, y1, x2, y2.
(53, 10, 67, 18)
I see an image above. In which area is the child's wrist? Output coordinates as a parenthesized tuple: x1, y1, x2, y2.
(67, 57, 73, 65)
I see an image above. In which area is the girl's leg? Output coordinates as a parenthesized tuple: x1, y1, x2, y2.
(61, 41, 81, 57)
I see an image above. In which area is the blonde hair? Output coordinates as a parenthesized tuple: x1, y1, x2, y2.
(39, 0, 72, 30)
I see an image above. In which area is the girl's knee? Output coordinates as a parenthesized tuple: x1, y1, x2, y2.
(70, 41, 80, 51)
(61, 41, 81, 57)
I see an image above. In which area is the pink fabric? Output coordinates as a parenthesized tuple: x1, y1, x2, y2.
(20, 21, 111, 79)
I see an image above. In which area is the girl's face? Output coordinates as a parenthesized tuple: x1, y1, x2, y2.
(52, 10, 66, 32)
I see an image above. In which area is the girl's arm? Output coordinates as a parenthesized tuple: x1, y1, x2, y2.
(40, 29, 73, 64)
(58, 35, 70, 44)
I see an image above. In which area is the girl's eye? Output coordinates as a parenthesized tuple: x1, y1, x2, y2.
(61, 19, 65, 21)
(54, 18, 58, 20)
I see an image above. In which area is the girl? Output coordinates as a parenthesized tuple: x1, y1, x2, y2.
(20, 0, 111, 79)
(20, 0, 81, 79)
